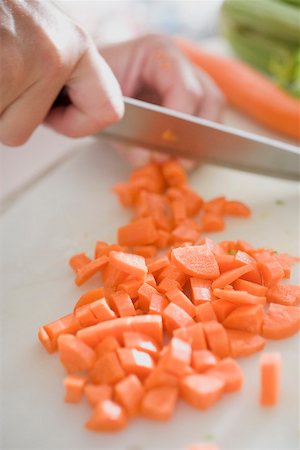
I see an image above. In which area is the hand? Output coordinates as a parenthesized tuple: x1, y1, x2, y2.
(0, 0, 123, 146)
(100, 34, 225, 167)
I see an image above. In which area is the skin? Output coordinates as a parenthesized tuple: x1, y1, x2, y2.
(0, 0, 224, 152)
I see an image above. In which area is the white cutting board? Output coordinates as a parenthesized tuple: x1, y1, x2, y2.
(1, 135, 299, 450)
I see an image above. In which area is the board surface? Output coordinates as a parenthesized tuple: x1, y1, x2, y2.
(1, 136, 299, 450)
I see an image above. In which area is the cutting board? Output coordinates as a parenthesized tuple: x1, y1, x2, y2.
(1, 136, 299, 450)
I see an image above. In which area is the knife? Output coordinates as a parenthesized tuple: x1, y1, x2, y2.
(100, 97, 300, 181)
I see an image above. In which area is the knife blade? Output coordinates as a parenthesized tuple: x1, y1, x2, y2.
(100, 97, 300, 181)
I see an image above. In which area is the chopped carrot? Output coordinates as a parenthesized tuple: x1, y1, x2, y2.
(38, 326, 56, 354)
(195, 303, 218, 323)
(84, 384, 112, 406)
(144, 367, 178, 390)
(155, 229, 171, 248)
(201, 213, 225, 232)
(43, 314, 81, 348)
(224, 201, 251, 217)
(171, 245, 220, 279)
(171, 198, 187, 225)
(75, 256, 108, 286)
(147, 256, 170, 274)
(211, 299, 237, 322)
(89, 351, 125, 385)
(180, 373, 224, 410)
(190, 278, 214, 305)
(173, 323, 207, 351)
(109, 251, 147, 279)
(77, 315, 163, 348)
(118, 278, 142, 299)
(57, 334, 96, 373)
(141, 386, 178, 420)
(74, 288, 104, 311)
(262, 303, 300, 339)
(69, 253, 91, 273)
(159, 337, 192, 377)
(266, 284, 300, 307)
(85, 399, 127, 432)
(212, 264, 255, 289)
(64, 375, 87, 403)
(166, 287, 196, 317)
(191, 350, 217, 372)
(222, 304, 264, 334)
(213, 288, 266, 305)
(157, 264, 187, 285)
(137, 282, 158, 312)
(132, 245, 157, 258)
(118, 217, 158, 246)
(110, 290, 136, 317)
(89, 298, 117, 322)
(101, 263, 127, 288)
(260, 352, 282, 406)
(171, 223, 200, 244)
(157, 277, 181, 294)
(204, 196, 226, 215)
(123, 331, 160, 358)
(148, 292, 169, 315)
(94, 336, 120, 358)
(117, 348, 154, 379)
(161, 160, 187, 187)
(163, 302, 195, 334)
(206, 358, 244, 393)
(258, 260, 285, 287)
(202, 321, 230, 358)
(94, 241, 108, 258)
(233, 279, 267, 297)
(114, 374, 144, 417)
(74, 304, 98, 327)
(227, 330, 265, 358)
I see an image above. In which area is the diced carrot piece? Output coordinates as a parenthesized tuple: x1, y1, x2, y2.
(118, 217, 158, 246)
(266, 284, 300, 307)
(240, 266, 263, 285)
(137, 282, 158, 312)
(191, 350, 217, 372)
(202, 321, 230, 358)
(211, 299, 237, 322)
(159, 337, 192, 377)
(64, 375, 87, 403)
(94, 336, 120, 358)
(110, 290, 136, 317)
(155, 229, 171, 248)
(75, 256, 109, 286)
(123, 331, 160, 358)
(141, 386, 178, 420)
(206, 358, 244, 393)
(132, 245, 157, 258)
(258, 260, 285, 287)
(204, 196, 226, 215)
(94, 241, 108, 259)
(85, 399, 127, 432)
(77, 315, 163, 348)
(171, 223, 200, 244)
(157, 264, 187, 285)
(144, 367, 179, 390)
(148, 292, 169, 315)
(180, 374, 224, 410)
(43, 314, 81, 347)
(74, 288, 104, 311)
(236, 240, 253, 252)
(213, 288, 266, 305)
(84, 384, 112, 406)
(190, 278, 214, 305)
(171, 198, 187, 225)
(89, 351, 126, 384)
(171, 245, 220, 279)
(195, 303, 218, 322)
(233, 279, 267, 297)
(234, 250, 256, 267)
(224, 200, 251, 217)
(118, 278, 142, 299)
(201, 213, 225, 232)
(157, 277, 181, 294)
(38, 326, 56, 353)
(166, 287, 196, 317)
(161, 160, 187, 187)
(163, 302, 195, 334)
(75, 304, 98, 327)
(260, 352, 281, 406)
(212, 264, 255, 289)
(69, 253, 91, 273)
(215, 254, 237, 273)
(227, 330, 266, 357)
(222, 304, 264, 334)
(113, 182, 136, 207)
(114, 374, 144, 417)
(147, 256, 170, 274)
(101, 263, 127, 288)
(109, 251, 147, 279)
(173, 323, 207, 350)
(89, 298, 117, 322)
(57, 334, 96, 373)
(262, 303, 300, 339)
(117, 348, 154, 379)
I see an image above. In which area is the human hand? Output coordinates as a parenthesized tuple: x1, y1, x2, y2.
(100, 34, 225, 167)
(0, 0, 123, 146)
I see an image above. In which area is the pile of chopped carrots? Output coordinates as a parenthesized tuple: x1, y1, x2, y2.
(38, 160, 300, 434)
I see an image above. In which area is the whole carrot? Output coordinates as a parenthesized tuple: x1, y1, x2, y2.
(175, 37, 300, 141)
